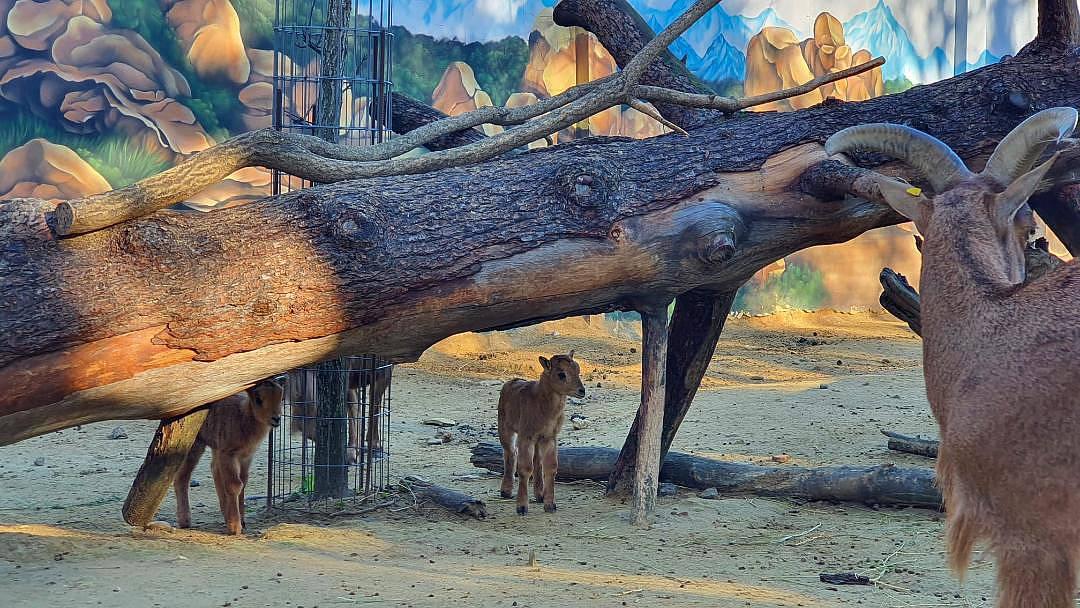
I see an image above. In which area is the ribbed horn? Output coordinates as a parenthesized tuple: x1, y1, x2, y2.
(825, 124, 972, 192)
(981, 107, 1077, 186)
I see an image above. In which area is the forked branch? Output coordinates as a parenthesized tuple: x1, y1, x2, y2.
(52, 0, 883, 236)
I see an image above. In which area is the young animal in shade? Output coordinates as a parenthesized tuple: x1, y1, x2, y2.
(174, 379, 284, 535)
(498, 350, 586, 515)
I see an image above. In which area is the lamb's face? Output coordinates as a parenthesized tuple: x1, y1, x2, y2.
(249, 380, 285, 428)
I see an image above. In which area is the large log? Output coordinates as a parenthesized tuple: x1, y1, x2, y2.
(5, 42, 1080, 445)
(471, 443, 943, 509)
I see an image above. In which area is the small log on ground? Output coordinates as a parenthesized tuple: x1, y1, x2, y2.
(471, 443, 942, 509)
(401, 475, 487, 519)
(122, 409, 209, 527)
(881, 430, 939, 458)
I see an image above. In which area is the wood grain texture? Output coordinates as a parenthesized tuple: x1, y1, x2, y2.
(5, 44, 1080, 444)
(629, 305, 669, 526)
(122, 409, 209, 526)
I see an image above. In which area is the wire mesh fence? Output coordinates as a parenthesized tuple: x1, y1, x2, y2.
(272, 0, 393, 194)
(266, 355, 392, 511)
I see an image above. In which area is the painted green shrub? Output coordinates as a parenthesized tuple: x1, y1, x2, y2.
(732, 262, 828, 313)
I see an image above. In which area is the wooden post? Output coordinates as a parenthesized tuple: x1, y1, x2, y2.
(315, 358, 349, 499)
(122, 409, 209, 527)
(631, 302, 671, 526)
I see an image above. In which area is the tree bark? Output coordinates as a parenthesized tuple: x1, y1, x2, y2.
(1030, 185, 1080, 255)
(607, 289, 736, 492)
(471, 443, 942, 510)
(1036, 0, 1080, 47)
(879, 268, 922, 336)
(315, 359, 349, 499)
(387, 92, 486, 151)
(5, 45, 1080, 445)
(881, 430, 939, 458)
(553, 0, 717, 129)
(401, 475, 487, 519)
(121, 409, 209, 527)
(626, 304, 669, 526)
(315, 0, 350, 144)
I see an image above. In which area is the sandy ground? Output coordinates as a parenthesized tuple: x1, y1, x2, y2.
(0, 311, 1002, 608)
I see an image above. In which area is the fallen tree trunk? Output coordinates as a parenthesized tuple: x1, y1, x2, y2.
(401, 475, 487, 519)
(5, 6, 1080, 445)
(470, 443, 942, 509)
(882, 430, 939, 458)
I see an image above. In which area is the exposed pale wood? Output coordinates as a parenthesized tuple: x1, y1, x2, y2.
(471, 443, 943, 509)
(628, 304, 670, 526)
(401, 475, 487, 519)
(122, 409, 209, 527)
(609, 288, 737, 489)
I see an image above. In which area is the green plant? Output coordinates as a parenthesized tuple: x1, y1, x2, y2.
(232, 0, 275, 49)
(732, 262, 828, 313)
(884, 77, 914, 95)
(0, 108, 170, 188)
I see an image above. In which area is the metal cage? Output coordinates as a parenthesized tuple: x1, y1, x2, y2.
(272, 0, 393, 194)
(267, 355, 393, 510)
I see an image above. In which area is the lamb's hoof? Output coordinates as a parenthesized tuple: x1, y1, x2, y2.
(500, 490, 513, 499)
(516, 505, 528, 515)
(544, 503, 557, 513)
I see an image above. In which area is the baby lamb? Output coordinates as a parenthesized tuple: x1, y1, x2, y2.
(174, 379, 284, 535)
(498, 351, 585, 515)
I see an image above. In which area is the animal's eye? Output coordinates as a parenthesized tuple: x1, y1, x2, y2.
(254, 396, 262, 406)
(558, 372, 567, 381)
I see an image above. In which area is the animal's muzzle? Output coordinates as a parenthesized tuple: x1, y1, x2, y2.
(270, 416, 281, 428)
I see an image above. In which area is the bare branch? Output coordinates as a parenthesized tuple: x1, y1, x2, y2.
(627, 99, 689, 136)
(52, 0, 884, 236)
(634, 57, 885, 113)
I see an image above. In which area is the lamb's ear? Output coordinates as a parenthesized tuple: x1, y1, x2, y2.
(994, 152, 1058, 228)
(875, 176, 931, 227)
(539, 356, 550, 370)
(567, 349, 575, 360)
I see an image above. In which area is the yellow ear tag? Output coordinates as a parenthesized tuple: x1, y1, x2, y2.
(905, 186, 922, 196)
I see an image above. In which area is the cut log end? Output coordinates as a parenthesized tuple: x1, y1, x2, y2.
(401, 476, 488, 520)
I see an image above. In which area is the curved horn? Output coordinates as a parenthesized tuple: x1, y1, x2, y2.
(981, 107, 1077, 186)
(825, 124, 972, 192)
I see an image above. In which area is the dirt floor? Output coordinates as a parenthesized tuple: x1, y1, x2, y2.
(0, 311, 1001, 607)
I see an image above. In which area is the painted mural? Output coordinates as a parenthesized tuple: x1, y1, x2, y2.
(0, 0, 1055, 309)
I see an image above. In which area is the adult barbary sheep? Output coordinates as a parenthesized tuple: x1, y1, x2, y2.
(826, 107, 1080, 607)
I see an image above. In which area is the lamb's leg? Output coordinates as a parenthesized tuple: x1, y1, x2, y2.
(173, 441, 205, 529)
(238, 454, 253, 530)
(532, 445, 544, 503)
(346, 383, 360, 465)
(515, 439, 536, 515)
(211, 453, 244, 535)
(498, 426, 516, 499)
(540, 438, 558, 513)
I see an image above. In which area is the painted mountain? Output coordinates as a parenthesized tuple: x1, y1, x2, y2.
(842, 0, 952, 83)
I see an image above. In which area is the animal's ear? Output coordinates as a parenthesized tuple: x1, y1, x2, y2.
(539, 356, 550, 370)
(875, 176, 931, 226)
(994, 153, 1058, 228)
(567, 349, 575, 360)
